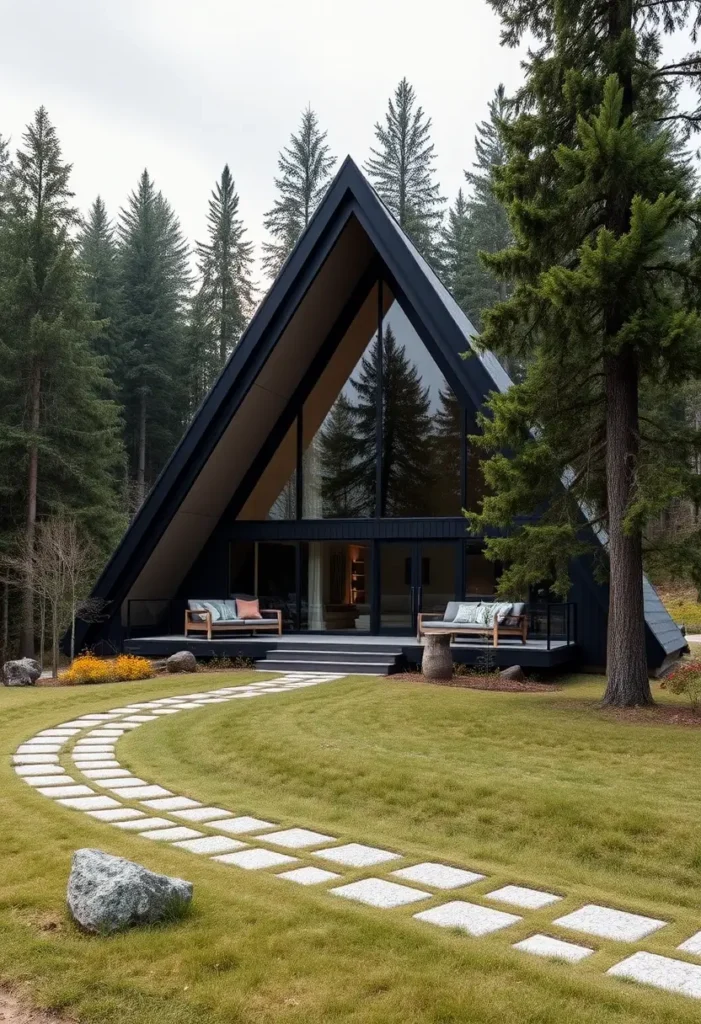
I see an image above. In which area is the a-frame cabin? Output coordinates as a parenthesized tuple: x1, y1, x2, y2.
(77, 158, 686, 675)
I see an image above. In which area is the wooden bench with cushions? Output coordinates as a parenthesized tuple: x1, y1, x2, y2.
(184, 599, 282, 639)
(417, 600, 528, 647)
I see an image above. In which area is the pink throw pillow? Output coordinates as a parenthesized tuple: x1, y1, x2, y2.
(236, 598, 262, 620)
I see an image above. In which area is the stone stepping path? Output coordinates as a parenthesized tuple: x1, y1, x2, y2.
(11, 671, 701, 1003)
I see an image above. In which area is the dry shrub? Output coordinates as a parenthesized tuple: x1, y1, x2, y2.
(661, 660, 701, 711)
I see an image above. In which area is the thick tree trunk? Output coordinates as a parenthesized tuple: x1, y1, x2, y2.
(20, 366, 41, 658)
(602, 347, 652, 706)
(136, 389, 147, 508)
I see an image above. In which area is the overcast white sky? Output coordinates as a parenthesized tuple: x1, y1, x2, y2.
(1, 1, 696, 285)
(1, 0, 527, 282)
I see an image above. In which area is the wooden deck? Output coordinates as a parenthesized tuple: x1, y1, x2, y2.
(124, 633, 579, 673)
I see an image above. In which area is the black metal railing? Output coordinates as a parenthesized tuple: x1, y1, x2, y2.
(528, 602, 577, 649)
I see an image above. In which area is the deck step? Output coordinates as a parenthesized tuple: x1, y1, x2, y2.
(256, 659, 398, 676)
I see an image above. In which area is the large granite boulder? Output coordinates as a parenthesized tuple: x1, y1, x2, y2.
(67, 849, 193, 934)
(3, 658, 41, 686)
(166, 650, 197, 674)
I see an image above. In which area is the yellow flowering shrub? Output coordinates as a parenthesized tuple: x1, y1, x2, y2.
(114, 654, 154, 681)
(60, 653, 113, 685)
(60, 653, 154, 685)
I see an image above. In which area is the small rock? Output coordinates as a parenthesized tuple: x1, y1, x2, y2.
(499, 665, 525, 682)
(166, 650, 197, 674)
(3, 658, 41, 686)
(67, 849, 193, 934)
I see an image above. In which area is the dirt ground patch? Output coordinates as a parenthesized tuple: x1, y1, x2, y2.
(0, 990, 69, 1024)
(390, 672, 557, 692)
(595, 702, 701, 727)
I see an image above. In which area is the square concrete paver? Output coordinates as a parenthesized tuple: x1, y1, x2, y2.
(262, 828, 336, 849)
(141, 796, 200, 811)
(140, 826, 204, 841)
(81, 769, 132, 780)
(17, 744, 62, 755)
(278, 866, 341, 885)
(392, 863, 485, 890)
(608, 952, 701, 999)
(553, 904, 666, 942)
(38, 729, 81, 737)
(25, 775, 76, 787)
(104, 777, 148, 790)
(173, 836, 247, 854)
(73, 760, 121, 770)
(678, 931, 701, 956)
(112, 786, 172, 799)
(212, 848, 298, 870)
(71, 751, 115, 762)
(38, 784, 93, 798)
(15, 764, 65, 776)
(316, 843, 401, 868)
(58, 796, 121, 810)
(14, 754, 59, 764)
(123, 716, 158, 723)
(331, 878, 430, 909)
(73, 745, 115, 753)
(87, 808, 145, 821)
(115, 816, 173, 831)
(414, 901, 522, 937)
(513, 934, 594, 962)
(216, 816, 276, 834)
(172, 807, 232, 822)
(486, 885, 562, 910)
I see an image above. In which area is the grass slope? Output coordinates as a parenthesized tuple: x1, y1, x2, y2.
(1, 673, 701, 1023)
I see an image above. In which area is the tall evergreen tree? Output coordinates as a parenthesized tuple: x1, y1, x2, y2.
(365, 78, 444, 261)
(470, 2, 701, 706)
(78, 196, 120, 366)
(0, 133, 12, 219)
(262, 107, 336, 278)
(439, 189, 473, 311)
(117, 170, 191, 507)
(0, 108, 124, 657)
(461, 85, 513, 331)
(192, 165, 254, 401)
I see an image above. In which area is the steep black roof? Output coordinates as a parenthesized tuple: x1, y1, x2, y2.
(80, 156, 685, 662)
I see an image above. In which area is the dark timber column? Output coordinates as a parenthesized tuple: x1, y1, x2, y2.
(375, 279, 383, 518)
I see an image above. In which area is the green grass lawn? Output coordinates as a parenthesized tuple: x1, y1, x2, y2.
(3, 672, 701, 1022)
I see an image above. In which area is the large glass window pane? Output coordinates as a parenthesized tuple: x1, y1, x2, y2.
(300, 542, 372, 631)
(257, 541, 298, 629)
(420, 543, 458, 616)
(229, 542, 255, 596)
(465, 545, 499, 596)
(379, 543, 414, 631)
(237, 421, 297, 520)
(302, 284, 381, 518)
(380, 300, 461, 517)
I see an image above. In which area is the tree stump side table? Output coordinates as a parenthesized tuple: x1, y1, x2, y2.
(421, 632, 453, 680)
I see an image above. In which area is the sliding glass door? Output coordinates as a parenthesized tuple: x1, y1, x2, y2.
(379, 542, 459, 634)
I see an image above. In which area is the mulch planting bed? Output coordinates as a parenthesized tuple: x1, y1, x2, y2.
(595, 703, 701, 727)
(391, 672, 557, 692)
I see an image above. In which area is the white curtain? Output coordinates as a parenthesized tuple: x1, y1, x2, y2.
(303, 442, 325, 629)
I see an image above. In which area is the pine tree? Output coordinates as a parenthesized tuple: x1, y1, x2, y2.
(192, 165, 254, 399)
(262, 107, 336, 278)
(318, 326, 436, 516)
(0, 108, 124, 657)
(365, 78, 444, 261)
(0, 133, 12, 219)
(78, 196, 121, 366)
(470, 2, 701, 706)
(461, 85, 513, 331)
(117, 170, 191, 506)
(439, 189, 473, 311)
